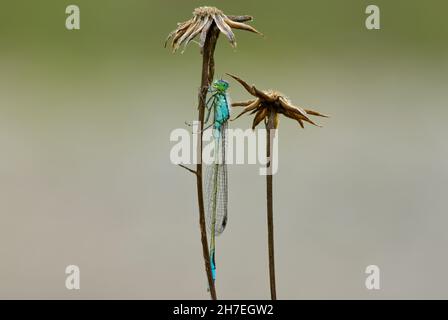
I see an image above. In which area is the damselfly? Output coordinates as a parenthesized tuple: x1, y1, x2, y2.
(204, 79, 230, 283)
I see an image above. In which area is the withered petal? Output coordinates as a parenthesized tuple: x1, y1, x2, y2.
(175, 18, 200, 52)
(182, 16, 211, 52)
(249, 107, 260, 115)
(226, 15, 253, 23)
(304, 109, 329, 118)
(278, 97, 314, 122)
(226, 73, 255, 95)
(171, 20, 194, 50)
(282, 108, 307, 121)
(213, 14, 236, 47)
(231, 99, 255, 107)
(226, 73, 275, 102)
(284, 112, 305, 128)
(252, 108, 268, 130)
(164, 31, 176, 48)
(199, 18, 214, 47)
(284, 108, 320, 127)
(231, 99, 261, 121)
(253, 87, 274, 102)
(299, 114, 318, 126)
(223, 17, 263, 36)
(165, 20, 191, 48)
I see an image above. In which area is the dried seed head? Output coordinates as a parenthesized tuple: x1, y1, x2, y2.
(193, 6, 223, 17)
(229, 74, 329, 129)
(165, 7, 262, 53)
(264, 90, 284, 101)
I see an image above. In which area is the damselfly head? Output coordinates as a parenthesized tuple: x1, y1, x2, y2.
(212, 79, 229, 92)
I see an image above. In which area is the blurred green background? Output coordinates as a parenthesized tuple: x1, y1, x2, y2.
(0, 0, 447, 299)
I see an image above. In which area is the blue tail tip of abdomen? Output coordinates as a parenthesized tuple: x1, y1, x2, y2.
(210, 254, 216, 281)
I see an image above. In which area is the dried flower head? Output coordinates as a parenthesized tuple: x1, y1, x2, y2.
(165, 6, 262, 53)
(227, 73, 329, 129)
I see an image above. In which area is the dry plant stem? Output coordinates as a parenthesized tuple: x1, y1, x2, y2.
(266, 108, 277, 300)
(228, 74, 326, 300)
(175, 13, 253, 300)
(196, 24, 220, 300)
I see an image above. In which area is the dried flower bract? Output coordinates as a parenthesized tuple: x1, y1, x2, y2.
(227, 73, 329, 129)
(165, 6, 262, 53)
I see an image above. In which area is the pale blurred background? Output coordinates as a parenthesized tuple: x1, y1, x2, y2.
(0, 0, 447, 299)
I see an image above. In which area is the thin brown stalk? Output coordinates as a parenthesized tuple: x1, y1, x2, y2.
(168, 11, 259, 300)
(230, 74, 326, 300)
(196, 24, 219, 300)
(178, 164, 197, 175)
(266, 108, 277, 300)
